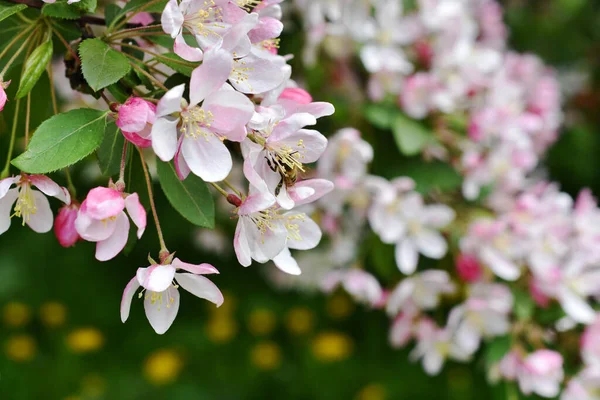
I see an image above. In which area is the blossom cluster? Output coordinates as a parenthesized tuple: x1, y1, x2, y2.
(294, 0, 562, 201)
(0, 0, 334, 335)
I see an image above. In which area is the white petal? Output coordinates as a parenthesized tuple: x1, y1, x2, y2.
(25, 190, 53, 233)
(156, 84, 184, 118)
(120, 276, 140, 322)
(272, 248, 301, 275)
(137, 265, 176, 292)
(189, 48, 233, 106)
(559, 287, 596, 324)
(0, 188, 18, 235)
(396, 239, 418, 274)
(175, 272, 224, 306)
(144, 286, 180, 334)
(95, 212, 130, 261)
(285, 213, 322, 250)
(416, 230, 447, 259)
(151, 117, 179, 161)
(181, 134, 232, 182)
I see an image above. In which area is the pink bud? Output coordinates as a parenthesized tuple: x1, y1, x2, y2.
(278, 88, 313, 105)
(226, 194, 242, 207)
(0, 81, 9, 112)
(54, 204, 81, 247)
(116, 97, 156, 148)
(456, 254, 483, 283)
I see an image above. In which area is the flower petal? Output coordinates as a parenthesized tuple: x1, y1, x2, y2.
(175, 272, 224, 306)
(181, 135, 232, 182)
(125, 193, 147, 239)
(82, 187, 124, 220)
(0, 176, 18, 199)
(120, 276, 140, 322)
(137, 264, 176, 292)
(151, 117, 179, 162)
(416, 230, 447, 259)
(202, 90, 254, 137)
(144, 286, 180, 334)
(285, 212, 322, 250)
(172, 258, 219, 274)
(174, 33, 204, 62)
(25, 190, 53, 233)
(156, 84, 185, 118)
(189, 48, 233, 106)
(29, 175, 70, 204)
(161, 0, 184, 38)
(234, 219, 252, 267)
(396, 239, 419, 274)
(95, 212, 130, 261)
(0, 188, 18, 235)
(229, 53, 285, 94)
(272, 247, 301, 275)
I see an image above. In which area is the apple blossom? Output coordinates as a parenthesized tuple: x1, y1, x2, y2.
(75, 187, 147, 261)
(54, 204, 81, 248)
(321, 269, 383, 307)
(0, 174, 70, 235)
(116, 97, 156, 148)
(518, 350, 564, 398)
(121, 258, 223, 334)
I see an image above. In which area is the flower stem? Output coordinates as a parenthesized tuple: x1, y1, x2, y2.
(47, 20, 79, 62)
(47, 63, 58, 115)
(0, 24, 34, 64)
(129, 60, 169, 92)
(223, 179, 242, 196)
(117, 141, 128, 188)
(209, 182, 229, 198)
(0, 98, 21, 179)
(110, 0, 164, 32)
(116, 41, 199, 68)
(106, 24, 163, 41)
(0, 25, 36, 78)
(24, 93, 31, 146)
(137, 146, 168, 254)
(64, 168, 76, 198)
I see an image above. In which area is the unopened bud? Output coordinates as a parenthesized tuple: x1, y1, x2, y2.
(54, 204, 81, 247)
(227, 194, 242, 207)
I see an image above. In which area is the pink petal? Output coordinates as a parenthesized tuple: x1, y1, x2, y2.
(174, 138, 190, 180)
(95, 212, 130, 261)
(83, 187, 124, 220)
(289, 179, 334, 206)
(29, 175, 70, 204)
(175, 272, 224, 306)
(0, 188, 18, 235)
(248, 17, 283, 43)
(137, 264, 176, 292)
(0, 176, 18, 198)
(172, 258, 219, 275)
(234, 219, 252, 267)
(125, 193, 147, 239)
(25, 190, 53, 233)
(229, 53, 285, 94)
(129, 12, 154, 26)
(122, 129, 152, 148)
(54, 204, 80, 247)
(181, 134, 232, 182)
(221, 11, 258, 54)
(144, 286, 180, 334)
(202, 90, 254, 137)
(151, 117, 179, 162)
(238, 192, 275, 215)
(0, 84, 7, 112)
(174, 34, 204, 62)
(75, 210, 117, 242)
(120, 276, 140, 322)
(269, 112, 317, 142)
(278, 87, 312, 104)
(116, 97, 156, 133)
(156, 84, 184, 118)
(274, 128, 327, 163)
(161, 0, 184, 38)
(189, 48, 233, 106)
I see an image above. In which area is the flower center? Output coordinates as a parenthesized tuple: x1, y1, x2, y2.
(180, 106, 215, 140)
(265, 143, 306, 175)
(231, 58, 254, 89)
(12, 183, 37, 225)
(185, 0, 225, 38)
(139, 285, 179, 311)
(236, 0, 262, 11)
(248, 208, 283, 243)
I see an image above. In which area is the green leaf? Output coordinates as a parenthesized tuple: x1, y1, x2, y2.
(42, 2, 81, 19)
(12, 108, 108, 173)
(157, 161, 215, 228)
(16, 40, 53, 99)
(513, 288, 536, 320)
(364, 104, 396, 129)
(397, 161, 462, 194)
(156, 53, 197, 77)
(122, 0, 167, 14)
(392, 114, 432, 156)
(0, 1, 26, 22)
(79, 38, 131, 91)
(96, 122, 126, 177)
(145, 35, 175, 49)
(104, 3, 122, 27)
(73, 0, 96, 13)
(485, 336, 512, 366)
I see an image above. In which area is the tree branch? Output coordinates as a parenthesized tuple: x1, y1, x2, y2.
(5, 0, 145, 28)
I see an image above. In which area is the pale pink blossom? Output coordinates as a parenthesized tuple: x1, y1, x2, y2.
(121, 258, 223, 334)
(116, 97, 156, 148)
(0, 174, 70, 235)
(75, 187, 146, 261)
(518, 350, 564, 398)
(321, 269, 383, 307)
(386, 270, 455, 316)
(562, 367, 600, 400)
(151, 78, 254, 182)
(0, 80, 8, 112)
(581, 316, 600, 368)
(54, 204, 80, 247)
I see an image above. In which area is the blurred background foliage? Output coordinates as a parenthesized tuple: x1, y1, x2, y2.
(1, 0, 600, 399)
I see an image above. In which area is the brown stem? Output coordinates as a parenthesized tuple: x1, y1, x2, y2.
(137, 146, 168, 254)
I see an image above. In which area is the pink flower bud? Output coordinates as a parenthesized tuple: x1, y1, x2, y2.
(0, 80, 10, 112)
(54, 204, 80, 247)
(456, 254, 483, 283)
(278, 88, 313, 105)
(116, 97, 156, 148)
